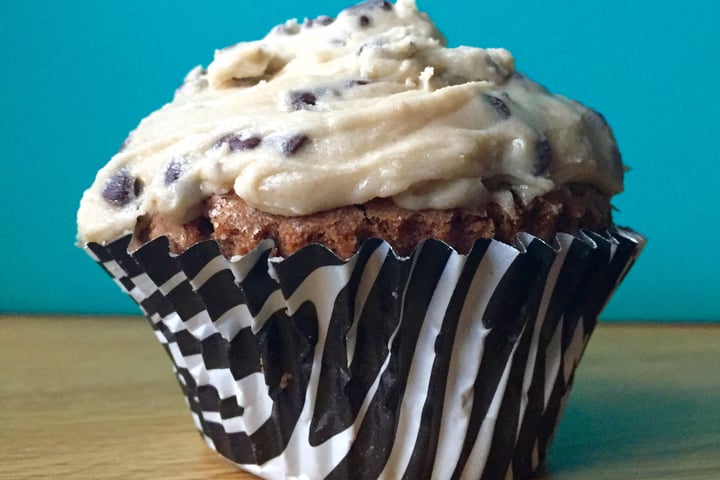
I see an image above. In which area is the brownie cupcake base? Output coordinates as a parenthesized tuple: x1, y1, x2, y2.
(133, 184, 613, 260)
(86, 227, 644, 480)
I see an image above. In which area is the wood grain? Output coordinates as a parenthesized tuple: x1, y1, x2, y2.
(1, 316, 718, 479)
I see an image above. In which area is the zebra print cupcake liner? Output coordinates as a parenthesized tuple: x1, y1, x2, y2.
(86, 227, 644, 480)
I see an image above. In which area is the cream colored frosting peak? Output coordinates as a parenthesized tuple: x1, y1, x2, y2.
(78, 0, 623, 244)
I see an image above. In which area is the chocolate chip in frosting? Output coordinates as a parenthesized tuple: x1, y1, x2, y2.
(102, 169, 142, 207)
(511, 72, 529, 86)
(214, 134, 262, 152)
(346, 0, 391, 27)
(290, 91, 318, 110)
(485, 54, 500, 72)
(356, 37, 384, 55)
(280, 134, 309, 156)
(345, 79, 370, 87)
(359, 15, 371, 28)
(274, 23, 301, 35)
(483, 94, 511, 120)
(348, 0, 392, 11)
(511, 72, 549, 93)
(329, 37, 348, 47)
(510, 72, 531, 90)
(164, 158, 184, 185)
(534, 137, 552, 175)
(305, 15, 334, 27)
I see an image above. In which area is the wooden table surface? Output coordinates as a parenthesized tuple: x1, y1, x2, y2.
(1, 316, 718, 480)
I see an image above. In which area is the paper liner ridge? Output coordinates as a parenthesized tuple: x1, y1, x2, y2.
(86, 228, 645, 480)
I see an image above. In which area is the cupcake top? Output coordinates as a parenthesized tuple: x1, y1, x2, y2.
(77, 0, 624, 245)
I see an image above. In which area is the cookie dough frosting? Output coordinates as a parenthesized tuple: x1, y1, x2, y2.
(77, 0, 624, 244)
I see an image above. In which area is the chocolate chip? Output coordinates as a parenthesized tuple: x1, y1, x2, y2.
(485, 54, 500, 72)
(512, 72, 548, 93)
(511, 72, 532, 90)
(510, 72, 530, 89)
(290, 91, 317, 110)
(534, 137, 552, 175)
(483, 94, 511, 119)
(357, 38, 384, 55)
(306, 15, 334, 27)
(102, 169, 142, 207)
(214, 134, 262, 152)
(274, 23, 300, 35)
(164, 158, 184, 185)
(344, 79, 370, 87)
(281, 134, 309, 156)
(347, 0, 392, 11)
(359, 15, 371, 27)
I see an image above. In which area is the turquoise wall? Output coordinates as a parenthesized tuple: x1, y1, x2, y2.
(1, 1, 718, 320)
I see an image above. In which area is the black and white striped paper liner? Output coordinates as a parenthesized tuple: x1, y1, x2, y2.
(86, 228, 644, 480)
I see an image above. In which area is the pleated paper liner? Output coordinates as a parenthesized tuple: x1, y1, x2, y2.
(86, 227, 644, 480)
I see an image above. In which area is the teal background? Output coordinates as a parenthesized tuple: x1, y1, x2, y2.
(1, 1, 718, 320)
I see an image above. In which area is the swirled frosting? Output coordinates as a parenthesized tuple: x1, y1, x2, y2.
(77, 0, 623, 244)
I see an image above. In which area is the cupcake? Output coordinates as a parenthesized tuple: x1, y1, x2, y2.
(78, 1, 645, 479)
